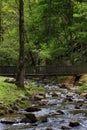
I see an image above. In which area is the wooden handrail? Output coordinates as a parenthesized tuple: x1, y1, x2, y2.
(0, 65, 87, 76)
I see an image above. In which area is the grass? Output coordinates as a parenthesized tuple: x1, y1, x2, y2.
(0, 76, 9, 82)
(0, 76, 44, 109)
(0, 81, 26, 107)
(79, 85, 87, 91)
(25, 82, 44, 94)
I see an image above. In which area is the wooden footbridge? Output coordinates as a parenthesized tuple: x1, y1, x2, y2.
(0, 65, 87, 76)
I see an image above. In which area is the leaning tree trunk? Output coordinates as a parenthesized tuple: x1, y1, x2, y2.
(16, 0, 25, 87)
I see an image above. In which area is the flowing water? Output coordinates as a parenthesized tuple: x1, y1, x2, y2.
(0, 80, 87, 130)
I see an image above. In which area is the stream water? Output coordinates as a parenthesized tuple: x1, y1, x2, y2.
(0, 80, 87, 130)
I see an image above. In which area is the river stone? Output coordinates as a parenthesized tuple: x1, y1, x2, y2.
(64, 97, 73, 102)
(4, 78, 15, 83)
(51, 92, 59, 97)
(66, 92, 74, 98)
(34, 95, 44, 101)
(38, 115, 48, 122)
(59, 84, 69, 89)
(80, 93, 87, 98)
(74, 100, 83, 109)
(21, 113, 37, 123)
(35, 128, 41, 130)
(25, 106, 41, 112)
(61, 125, 71, 129)
(1, 119, 18, 124)
(39, 99, 48, 105)
(46, 127, 53, 130)
(69, 120, 80, 127)
(56, 110, 64, 115)
(75, 105, 80, 109)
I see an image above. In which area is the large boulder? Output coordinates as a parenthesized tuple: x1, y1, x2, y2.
(69, 120, 80, 127)
(21, 113, 37, 123)
(4, 78, 15, 83)
(21, 112, 48, 123)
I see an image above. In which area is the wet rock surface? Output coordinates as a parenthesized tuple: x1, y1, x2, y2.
(1, 79, 87, 130)
(21, 113, 38, 123)
(25, 106, 41, 112)
(69, 120, 80, 127)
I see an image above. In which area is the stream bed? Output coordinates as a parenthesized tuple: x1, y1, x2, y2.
(0, 80, 87, 130)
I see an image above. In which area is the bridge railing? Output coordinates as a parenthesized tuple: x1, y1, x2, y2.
(0, 66, 17, 75)
(0, 65, 87, 76)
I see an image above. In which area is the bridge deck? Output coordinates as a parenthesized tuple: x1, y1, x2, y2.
(0, 65, 87, 76)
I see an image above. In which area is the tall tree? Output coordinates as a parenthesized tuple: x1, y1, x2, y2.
(16, 0, 25, 87)
(0, 0, 2, 44)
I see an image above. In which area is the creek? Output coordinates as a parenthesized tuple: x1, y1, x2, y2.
(0, 79, 87, 130)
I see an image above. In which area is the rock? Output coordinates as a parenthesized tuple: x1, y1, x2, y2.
(59, 84, 69, 89)
(52, 92, 59, 97)
(34, 95, 44, 101)
(75, 105, 80, 109)
(46, 127, 53, 130)
(80, 93, 87, 98)
(1, 119, 18, 124)
(64, 97, 73, 102)
(76, 99, 84, 104)
(39, 99, 48, 105)
(61, 125, 71, 129)
(8, 109, 14, 114)
(35, 128, 41, 130)
(56, 110, 64, 115)
(38, 115, 48, 123)
(25, 106, 41, 112)
(4, 78, 15, 83)
(38, 92, 45, 96)
(0, 101, 4, 104)
(66, 93, 74, 98)
(21, 113, 37, 123)
(21, 112, 48, 123)
(69, 120, 80, 127)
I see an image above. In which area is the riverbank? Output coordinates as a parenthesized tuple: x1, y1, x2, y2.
(0, 75, 87, 116)
(0, 75, 87, 129)
(0, 76, 44, 115)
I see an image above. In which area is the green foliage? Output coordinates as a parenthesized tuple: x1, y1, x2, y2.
(79, 85, 87, 91)
(0, 76, 44, 108)
(1, 0, 87, 66)
(25, 81, 44, 94)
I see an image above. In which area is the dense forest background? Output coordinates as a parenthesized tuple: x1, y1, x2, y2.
(0, 0, 87, 67)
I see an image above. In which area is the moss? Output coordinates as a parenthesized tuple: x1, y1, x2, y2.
(79, 85, 87, 91)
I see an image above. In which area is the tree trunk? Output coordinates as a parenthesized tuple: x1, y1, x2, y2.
(0, 0, 3, 44)
(16, 0, 25, 87)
